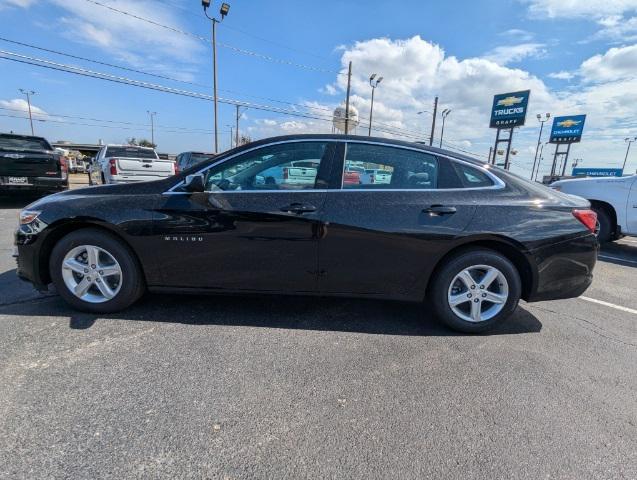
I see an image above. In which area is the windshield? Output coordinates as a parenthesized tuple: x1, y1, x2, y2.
(105, 146, 158, 159)
(0, 135, 51, 151)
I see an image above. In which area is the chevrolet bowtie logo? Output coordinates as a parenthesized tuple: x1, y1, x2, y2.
(496, 96, 523, 107)
(557, 119, 581, 128)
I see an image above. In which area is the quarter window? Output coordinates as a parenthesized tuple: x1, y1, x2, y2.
(204, 142, 332, 191)
(343, 143, 438, 189)
(452, 162, 495, 188)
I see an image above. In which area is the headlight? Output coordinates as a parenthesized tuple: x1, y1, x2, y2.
(19, 210, 41, 225)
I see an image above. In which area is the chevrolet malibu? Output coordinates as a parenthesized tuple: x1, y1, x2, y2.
(15, 135, 598, 333)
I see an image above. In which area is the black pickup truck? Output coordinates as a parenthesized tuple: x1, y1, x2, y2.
(0, 133, 69, 194)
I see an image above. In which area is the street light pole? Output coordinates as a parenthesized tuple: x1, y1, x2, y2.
(368, 73, 383, 136)
(202, 1, 230, 154)
(622, 137, 636, 173)
(147, 111, 157, 147)
(531, 113, 550, 180)
(417, 110, 431, 143)
(439, 109, 451, 148)
(18, 88, 36, 135)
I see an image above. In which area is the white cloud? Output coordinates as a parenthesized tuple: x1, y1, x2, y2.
(483, 43, 546, 65)
(0, 98, 48, 118)
(524, 0, 637, 18)
(0, 0, 35, 7)
(5, 0, 203, 74)
(580, 44, 637, 81)
(548, 71, 575, 80)
(499, 29, 536, 42)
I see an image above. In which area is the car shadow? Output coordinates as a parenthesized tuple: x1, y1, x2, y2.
(0, 290, 543, 336)
(599, 240, 637, 267)
(0, 193, 45, 209)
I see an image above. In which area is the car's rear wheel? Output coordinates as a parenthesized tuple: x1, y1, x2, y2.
(592, 206, 612, 243)
(430, 249, 521, 333)
(49, 228, 145, 313)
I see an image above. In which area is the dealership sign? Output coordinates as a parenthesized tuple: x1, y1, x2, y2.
(489, 90, 531, 128)
(572, 167, 622, 177)
(549, 115, 586, 144)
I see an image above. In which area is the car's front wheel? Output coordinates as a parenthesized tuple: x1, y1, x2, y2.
(49, 228, 145, 313)
(430, 249, 521, 333)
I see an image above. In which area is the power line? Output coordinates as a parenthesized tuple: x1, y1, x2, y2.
(0, 50, 485, 157)
(83, 0, 342, 74)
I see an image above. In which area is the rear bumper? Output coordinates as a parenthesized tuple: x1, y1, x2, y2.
(0, 176, 68, 193)
(108, 174, 172, 184)
(525, 233, 598, 302)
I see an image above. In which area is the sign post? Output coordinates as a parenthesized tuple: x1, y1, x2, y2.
(548, 114, 586, 180)
(489, 90, 530, 169)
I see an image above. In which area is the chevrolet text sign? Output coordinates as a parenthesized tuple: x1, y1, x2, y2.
(550, 115, 587, 144)
(489, 90, 531, 128)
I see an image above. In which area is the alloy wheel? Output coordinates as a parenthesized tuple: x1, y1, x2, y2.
(61, 245, 122, 303)
(447, 264, 509, 323)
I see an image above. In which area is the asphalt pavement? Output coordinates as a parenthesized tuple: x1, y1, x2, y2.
(0, 185, 635, 479)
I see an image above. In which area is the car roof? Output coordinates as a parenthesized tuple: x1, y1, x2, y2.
(221, 134, 486, 166)
(0, 132, 49, 141)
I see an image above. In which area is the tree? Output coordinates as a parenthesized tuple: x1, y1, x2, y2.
(239, 134, 252, 146)
(126, 137, 156, 148)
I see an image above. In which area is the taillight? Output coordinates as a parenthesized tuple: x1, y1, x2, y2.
(283, 168, 288, 180)
(174, 163, 179, 175)
(59, 156, 68, 173)
(109, 158, 118, 176)
(572, 209, 597, 233)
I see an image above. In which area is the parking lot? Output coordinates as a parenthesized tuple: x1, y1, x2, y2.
(1, 180, 636, 479)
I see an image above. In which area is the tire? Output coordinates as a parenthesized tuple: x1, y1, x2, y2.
(49, 228, 145, 313)
(429, 249, 521, 333)
(592, 206, 612, 243)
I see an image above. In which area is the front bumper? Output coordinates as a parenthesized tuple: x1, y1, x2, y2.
(14, 219, 51, 291)
(526, 233, 598, 302)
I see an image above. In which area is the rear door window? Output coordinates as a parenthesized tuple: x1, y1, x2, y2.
(105, 147, 158, 159)
(0, 136, 51, 151)
(343, 143, 438, 189)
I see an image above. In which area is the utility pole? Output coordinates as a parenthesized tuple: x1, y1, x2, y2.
(368, 73, 383, 136)
(235, 104, 242, 148)
(430, 96, 438, 146)
(147, 111, 157, 147)
(18, 89, 36, 135)
(623, 137, 636, 172)
(531, 113, 550, 180)
(344, 61, 352, 135)
(439, 109, 451, 148)
(227, 125, 234, 149)
(534, 143, 545, 181)
(203, 1, 230, 153)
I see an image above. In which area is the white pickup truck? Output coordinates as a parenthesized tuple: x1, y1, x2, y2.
(551, 174, 637, 242)
(95, 145, 175, 184)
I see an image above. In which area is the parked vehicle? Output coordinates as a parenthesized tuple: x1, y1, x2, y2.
(175, 151, 215, 174)
(343, 165, 363, 185)
(551, 174, 637, 242)
(95, 144, 174, 184)
(363, 168, 392, 184)
(15, 135, 598, 333)
(0, 133, 68, 194)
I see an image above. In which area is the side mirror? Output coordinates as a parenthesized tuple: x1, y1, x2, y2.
(183, 173, 205, 192)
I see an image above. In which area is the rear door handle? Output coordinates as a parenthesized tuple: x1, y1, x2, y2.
(280, 203, 317, 214)
(423, 205, 457, 215)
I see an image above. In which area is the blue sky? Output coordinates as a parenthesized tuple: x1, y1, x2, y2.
(1, 0, 637, 176)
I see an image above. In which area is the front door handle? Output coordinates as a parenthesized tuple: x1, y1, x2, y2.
(280, 203, 317, 214)
(423, 205, 457, 216)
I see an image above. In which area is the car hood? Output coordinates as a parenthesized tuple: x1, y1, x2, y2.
(24, 178, 174, 211)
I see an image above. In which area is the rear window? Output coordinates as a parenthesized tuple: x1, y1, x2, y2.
(452, 162, 495, 188)
(0, 135, 51, 151)
(105, 146, 158, 159)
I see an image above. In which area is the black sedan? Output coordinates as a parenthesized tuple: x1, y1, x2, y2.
(15, 135, 598, 333)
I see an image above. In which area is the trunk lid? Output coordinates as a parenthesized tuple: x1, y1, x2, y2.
(111, 157, 174, 177)
(0, 149, 60, 177)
